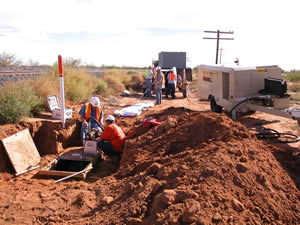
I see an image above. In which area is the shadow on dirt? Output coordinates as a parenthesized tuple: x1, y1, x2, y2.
(85, 158, 119, 183)
(239, 117, 300, 188)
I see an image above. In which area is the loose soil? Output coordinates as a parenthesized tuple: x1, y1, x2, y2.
(0, 90, 299, 225)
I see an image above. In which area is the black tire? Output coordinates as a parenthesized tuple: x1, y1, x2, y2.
(210, 97, 222, 113)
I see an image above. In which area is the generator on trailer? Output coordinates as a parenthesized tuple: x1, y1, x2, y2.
(198, 65, 300, 125)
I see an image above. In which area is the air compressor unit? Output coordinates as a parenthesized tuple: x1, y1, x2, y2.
(197, 65, 300, 125)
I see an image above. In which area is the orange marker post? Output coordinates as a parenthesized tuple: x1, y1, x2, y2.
(58, 55, 66, 128)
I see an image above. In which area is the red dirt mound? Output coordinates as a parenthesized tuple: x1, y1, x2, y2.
(0, 107, 299, 225)
(100, 108, 299, 224)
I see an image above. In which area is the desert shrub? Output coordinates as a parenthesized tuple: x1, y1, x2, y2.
(93, 78, 108, 96)
(0, 82, 44, 124)
(0, 51, 22, 66)
(125, 74, 144, 91)
(46, 66, 95, 103)
(286, 70, 300, 82)
(127, 71, 138, 75)
(288, 82, 300, 92)
(290, 93, 300, 101)
(64, 69, 95, 103)
(31, 74, 59, 105)
(102, 69, 145, 93)
(102, 75, 125, 95)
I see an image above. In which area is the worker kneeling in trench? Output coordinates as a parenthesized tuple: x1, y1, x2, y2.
(97, 115, 126, 160)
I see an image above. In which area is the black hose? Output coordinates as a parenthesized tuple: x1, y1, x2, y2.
(229, 97, 261, 117)
(256, 128, 300, 143)
(90, 116, 104, 131)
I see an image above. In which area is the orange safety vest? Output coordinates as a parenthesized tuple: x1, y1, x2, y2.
(100, 123, 126, 152)
(84, 103, 101, 122)
(169, 72, 176, 80)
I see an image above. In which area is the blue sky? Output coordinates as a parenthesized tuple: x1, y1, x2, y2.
(0, 0, 300, 70)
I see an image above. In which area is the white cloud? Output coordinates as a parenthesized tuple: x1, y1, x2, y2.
(0, 0, 299, 70)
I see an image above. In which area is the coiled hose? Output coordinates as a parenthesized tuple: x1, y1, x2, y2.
(256, 128, 300, 143)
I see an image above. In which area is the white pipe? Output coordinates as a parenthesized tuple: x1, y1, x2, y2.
(59, 76, 66, 128)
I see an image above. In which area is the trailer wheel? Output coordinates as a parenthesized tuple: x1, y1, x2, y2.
(210, 96, 222, 113)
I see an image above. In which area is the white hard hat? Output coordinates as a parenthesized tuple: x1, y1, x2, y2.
(90, 96, 100, 107)
(172, 67, 176, 72)
(106, 115, 115, 121)
(155, 66, 161, 71)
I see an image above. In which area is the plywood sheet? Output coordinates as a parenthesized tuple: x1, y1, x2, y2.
(2, 129, 40, 175)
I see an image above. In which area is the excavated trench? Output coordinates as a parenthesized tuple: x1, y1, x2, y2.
(0, 119, 82, 173)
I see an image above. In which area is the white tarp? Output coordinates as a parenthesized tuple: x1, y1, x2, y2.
(114, 102, 155, 117)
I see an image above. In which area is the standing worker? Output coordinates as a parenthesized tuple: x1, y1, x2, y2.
(79, 96, 104, 145)
(154, 66, 163, 105)
(144, 65, 153, 97)
(97, 115, 126, 159)
(166, 67, 177, 99)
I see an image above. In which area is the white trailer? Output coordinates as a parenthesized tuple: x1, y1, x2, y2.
(197, 65, 300, 125)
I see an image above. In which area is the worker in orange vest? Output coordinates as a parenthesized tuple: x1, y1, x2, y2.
(166, 67, 177, 99)
(79, 96, 104, 144)
(97, 115, 126, 158)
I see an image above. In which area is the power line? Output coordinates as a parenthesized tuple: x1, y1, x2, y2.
(203, 30, 234, 64)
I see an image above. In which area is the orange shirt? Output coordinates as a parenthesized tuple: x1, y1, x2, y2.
(169, 72, 176, 80)
(100, 123, 126, 152)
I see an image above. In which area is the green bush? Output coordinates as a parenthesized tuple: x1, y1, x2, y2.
(0, 83, 44, 124)
(286, 70, 300, 82)
(64, 69, 95, 103)
(46, 66, 96, 103)
(93, 79, 108, 96)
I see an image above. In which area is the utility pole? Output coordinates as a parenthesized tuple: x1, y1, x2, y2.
(219, 48, 224, 64)
(203, 30, 234, 64)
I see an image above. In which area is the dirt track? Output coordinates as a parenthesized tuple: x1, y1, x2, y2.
(0, 90, 299, 224)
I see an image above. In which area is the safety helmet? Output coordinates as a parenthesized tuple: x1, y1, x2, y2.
(155, 66, 161, 71)
(106, 115, 115, 121)
(90, 96, 100, 107)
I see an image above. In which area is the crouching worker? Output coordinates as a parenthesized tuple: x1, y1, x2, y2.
(79, 96, 104, 145)
(97, 115, 126, 158)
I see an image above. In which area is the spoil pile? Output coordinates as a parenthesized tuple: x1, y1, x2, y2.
(94, 107, 299, 224)
(0, 107, 299, 224)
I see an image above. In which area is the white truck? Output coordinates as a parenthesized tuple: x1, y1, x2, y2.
(197, 65, 300, 126)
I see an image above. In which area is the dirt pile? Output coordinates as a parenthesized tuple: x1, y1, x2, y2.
(100, 107, 299, 224)
(0, 106, 299, 224)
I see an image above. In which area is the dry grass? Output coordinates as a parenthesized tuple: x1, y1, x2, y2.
(290, 93, 300, 101)
(288, 82, 300, 92)
(102, 69, 144, 94)
(286, 70, 300, 82)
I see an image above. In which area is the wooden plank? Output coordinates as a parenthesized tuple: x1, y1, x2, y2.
(2, 129, 40, 176)
(38, 170, 85, 178)
(39, 162, 93, 179)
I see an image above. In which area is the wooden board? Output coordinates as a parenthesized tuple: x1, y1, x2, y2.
(38, 149, 99, 180)
(39, 162, 93, 179)
(2, 129, 40, 176)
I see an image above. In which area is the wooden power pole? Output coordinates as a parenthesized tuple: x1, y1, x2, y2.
(203, 30, 234, 64)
